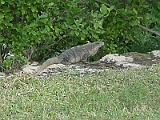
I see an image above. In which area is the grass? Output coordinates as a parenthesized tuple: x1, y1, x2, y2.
(0, 64, 160, 120)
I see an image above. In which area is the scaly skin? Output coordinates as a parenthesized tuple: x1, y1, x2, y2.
(36, 42, 104, 75)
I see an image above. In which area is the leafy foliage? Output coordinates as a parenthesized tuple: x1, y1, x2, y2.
(0, 0, 160, 72)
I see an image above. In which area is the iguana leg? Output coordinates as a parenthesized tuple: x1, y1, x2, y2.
(82, 54, 89, 62)
(61, 57, 70, 65)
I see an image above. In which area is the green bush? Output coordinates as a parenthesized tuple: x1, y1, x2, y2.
(0, 0, 160, 72)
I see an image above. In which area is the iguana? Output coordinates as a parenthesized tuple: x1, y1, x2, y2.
(36, 42, 104, 75)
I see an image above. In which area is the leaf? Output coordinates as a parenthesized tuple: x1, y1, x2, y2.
(100, 4, 108, 15)
(0, 13, 4, 20)
(31, 6, 38, 12)
(133, 8, 138, 15)
(75, 18, 82, 26)
(0, 37, 3, 42)
(1, 0, 5, 4)
(82, 29, 88, 35)
(2, 6, 9, 13)
(75, 31, 79, 36)
(129, 19, 138, 26)
(72, 7, 81, 14)
(66, 17, 74, 24)
(93, 20, 103, 29)
(80, 34, 85, 40)
(107, 6, 114, 12)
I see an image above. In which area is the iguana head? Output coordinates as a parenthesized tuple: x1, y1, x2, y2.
(87, 42, 104, 56)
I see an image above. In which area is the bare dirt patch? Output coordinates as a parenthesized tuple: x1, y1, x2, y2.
(1, 50, 160, 78)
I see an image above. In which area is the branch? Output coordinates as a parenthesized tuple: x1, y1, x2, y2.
(73, 9, 88, 18)
(138, 24, 160, 37)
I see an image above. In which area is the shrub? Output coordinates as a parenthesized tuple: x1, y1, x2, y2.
(0, 0, 160, 72)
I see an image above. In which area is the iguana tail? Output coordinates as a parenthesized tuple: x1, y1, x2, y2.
(36, 57, 60, 75)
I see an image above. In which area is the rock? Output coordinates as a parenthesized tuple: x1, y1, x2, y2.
(150, 50, 160, 58)
(0, 72, 5, 78)
(99, 54, 133, 63)
(118, 62, 142, 68)
(4, 50, 160, 79)
(99, 54, 142, 68)
(47, 64, 66, 69)
(30, 62, 39, 66)
(22, 64, 38, 74)
(22, 61, 39, 74)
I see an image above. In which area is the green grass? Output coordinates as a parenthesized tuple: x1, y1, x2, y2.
(1, 64, 160, 120)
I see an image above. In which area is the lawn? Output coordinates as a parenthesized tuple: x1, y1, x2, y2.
(0, 64, 160, 120)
